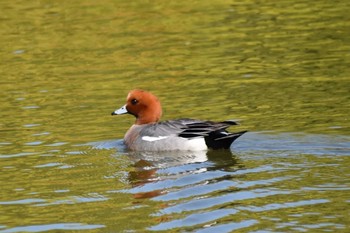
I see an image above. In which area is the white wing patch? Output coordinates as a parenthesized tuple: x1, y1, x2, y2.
(142, 136, 169, 142)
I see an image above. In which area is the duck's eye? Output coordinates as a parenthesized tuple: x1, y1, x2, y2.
(131, 99, 138, 105)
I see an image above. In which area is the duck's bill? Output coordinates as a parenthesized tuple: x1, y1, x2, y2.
(111, 104, 128, 115)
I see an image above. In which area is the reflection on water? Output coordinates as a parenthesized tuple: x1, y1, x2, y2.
(103, 133, 349, 232)
(122, 150, 241, 199)
(1, 0, 350, 232)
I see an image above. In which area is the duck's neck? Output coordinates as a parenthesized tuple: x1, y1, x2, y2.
(135, 108, 162, 125)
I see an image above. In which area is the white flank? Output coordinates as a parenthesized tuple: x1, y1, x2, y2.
(187, 138, 207, 151)
(142, 136, 168, 142)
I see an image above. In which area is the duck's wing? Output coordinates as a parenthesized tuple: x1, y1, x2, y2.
(140, 118, 239, 138)
(139, 118, 246, 149)
(176, 119, 237, 138)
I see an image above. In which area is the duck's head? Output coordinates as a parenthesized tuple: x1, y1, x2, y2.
(112, 89, 162, 125)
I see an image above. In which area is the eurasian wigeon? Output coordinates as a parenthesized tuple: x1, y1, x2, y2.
(112, 90, 247, 151)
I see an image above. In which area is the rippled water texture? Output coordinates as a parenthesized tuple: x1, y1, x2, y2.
(1, 0, 350, 232)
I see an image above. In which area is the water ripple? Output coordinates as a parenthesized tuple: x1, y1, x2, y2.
(149, 208, 239, 231)
(0, 223, 105, 233)
(237, 199, 330, 212)
(156, 189, 290, 215)
(195, 220, 258, 233)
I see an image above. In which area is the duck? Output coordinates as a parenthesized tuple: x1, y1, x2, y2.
(111, 89, 247, 151)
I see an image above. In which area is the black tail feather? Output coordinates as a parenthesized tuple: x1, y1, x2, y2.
(205, 130, 247, 150)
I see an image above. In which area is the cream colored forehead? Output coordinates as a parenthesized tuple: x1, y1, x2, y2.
(127, 91, 151, 101)
(126, 92, 139, 100)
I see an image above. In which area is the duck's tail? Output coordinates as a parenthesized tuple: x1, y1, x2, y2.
(205, 130, 247, 150)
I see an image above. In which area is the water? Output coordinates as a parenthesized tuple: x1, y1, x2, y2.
(1, 0, 350, 232)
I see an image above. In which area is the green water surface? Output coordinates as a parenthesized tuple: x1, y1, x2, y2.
(1, 0, 350, 232)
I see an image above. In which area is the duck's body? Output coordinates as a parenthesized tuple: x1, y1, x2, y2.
(112, 90, 246, 151)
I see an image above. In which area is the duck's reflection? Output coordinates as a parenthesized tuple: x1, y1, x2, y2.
(125, 150, 241, 199)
